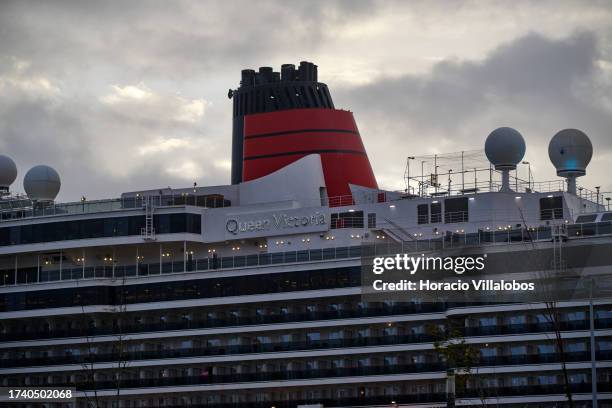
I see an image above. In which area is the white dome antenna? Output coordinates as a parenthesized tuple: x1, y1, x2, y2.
(23, 165, 61, 202)
(0, 154, 17, 195)
(485, 127, 526, 192)
(548, 129, 592, 195)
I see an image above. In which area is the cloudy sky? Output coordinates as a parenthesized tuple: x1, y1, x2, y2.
(1, 0, 611, 201)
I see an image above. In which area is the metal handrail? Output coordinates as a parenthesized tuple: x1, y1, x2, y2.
(4, 220, 612, 287)
(1, 181, 605, 224)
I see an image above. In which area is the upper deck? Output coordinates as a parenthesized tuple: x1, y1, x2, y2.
(0, 147, 606, 291)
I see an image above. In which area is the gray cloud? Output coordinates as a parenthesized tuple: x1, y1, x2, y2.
(0, 0, 611, 200)
(335, 31, 612, 189)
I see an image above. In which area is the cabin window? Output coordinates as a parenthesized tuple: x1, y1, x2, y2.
(331, 211, 364, 229)
(0, 213, 201, 247)
(540, 196, 563, 220)
(601, 213, 612, 222)
(575, 214, 597, 223)
(367, 213, 377, 228)
(417, 204, 429, 224)
(430, 202, 442, 223)
(444, 197, 469, 223)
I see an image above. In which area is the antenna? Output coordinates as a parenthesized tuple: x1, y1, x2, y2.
(484, 127, 526, 192)
(23, 165, 61, 203)
(0, 154, 17, 196)
(548, 129, 593, 195)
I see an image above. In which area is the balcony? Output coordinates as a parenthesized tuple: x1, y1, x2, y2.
(0, 303, 445, 342)
(0, 333, 436, 368)
(54, 363, 448, 391)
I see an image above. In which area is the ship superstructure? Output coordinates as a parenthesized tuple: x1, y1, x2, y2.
(0, 62, 611, 408)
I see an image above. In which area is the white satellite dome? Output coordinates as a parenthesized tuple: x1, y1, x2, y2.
(548, 128, 592, 177)
(0, 154, 17, 191)
(484, 127, 526, 170)
(23, 165, 61, 202)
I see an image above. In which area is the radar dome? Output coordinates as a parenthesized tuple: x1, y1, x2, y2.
(484, 127, 526, 170)
(23, 165, 61, 202)
(548, 129, 592, 177)
(0, 155, 17, 191)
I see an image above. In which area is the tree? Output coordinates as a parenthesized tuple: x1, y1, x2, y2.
(519, 208, 575, 408)
(540, 224, 574, 408)
(427, 318, 481, 406)
(77, 266, 130, 408)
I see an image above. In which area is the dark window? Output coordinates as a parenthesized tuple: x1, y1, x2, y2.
(0, 266, 361, 312)
(0, 228, 9, 246)
(0, 270, 15, 286)
(128, 216, 145, 235)
(0, 213, 201, 247)
(331, 211, 364, 229)
(155, 214, 170, 234)
(367, 213, 376, 229)
(195, 195, 229, 208)
(187, 214, 201, 234)
(575, 214, 597, 223)
(417, 204, 429, 224)
(430, 202, 442, 223)
(540, 196, 563, 220)
(602, 213, 612, 222)
(444, 197, 469, 223)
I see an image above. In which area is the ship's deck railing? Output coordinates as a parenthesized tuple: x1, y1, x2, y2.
(329, 182, 603, 208)
(0, 246, 364, 286)
(405, 165, 606, 202)
(0, 194, 231, 222)
(407, 179, 601, 200)
(1, 179, 605, 222)
(3, 221, 612, 287)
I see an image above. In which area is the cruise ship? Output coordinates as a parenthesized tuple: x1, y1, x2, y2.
(0, 61, 611, 408)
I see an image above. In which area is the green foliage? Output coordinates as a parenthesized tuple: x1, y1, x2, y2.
(426, 318, 479, 393)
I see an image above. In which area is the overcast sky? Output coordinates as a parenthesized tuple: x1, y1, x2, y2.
(1, 0, 611, 201)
